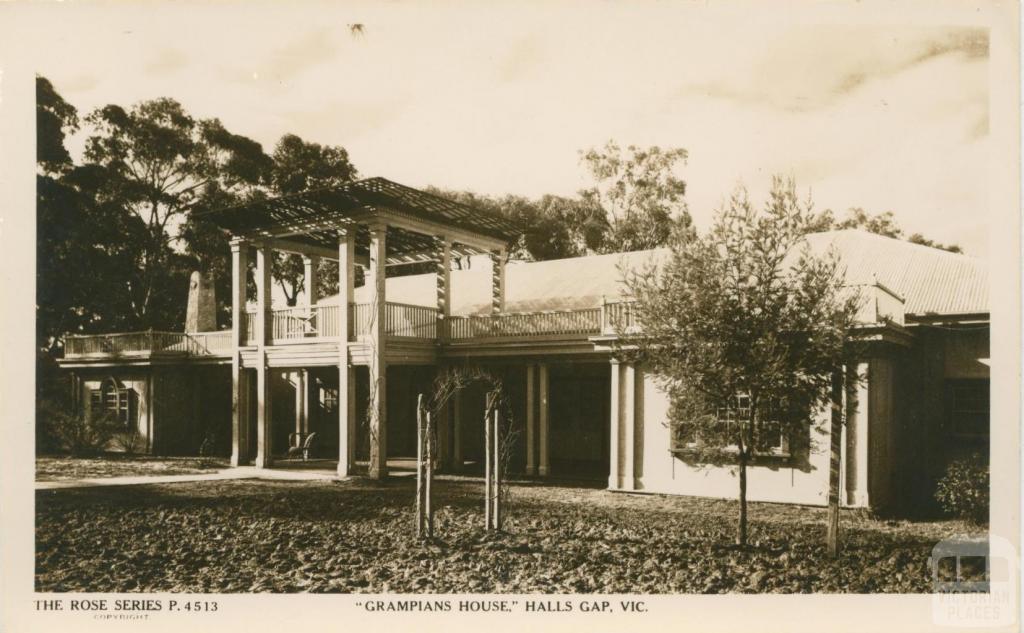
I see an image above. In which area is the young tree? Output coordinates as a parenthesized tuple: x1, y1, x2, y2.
(622, 177, 861, 547)
(579, 141, 693, 253)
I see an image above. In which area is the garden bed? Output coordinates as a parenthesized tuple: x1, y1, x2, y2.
(36, 454, 230, 482)
(36, 477, 983, 593)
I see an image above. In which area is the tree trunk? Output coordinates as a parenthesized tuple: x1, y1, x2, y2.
(737, 448, 748, 547)
(826, 370, 844, 557)
(736, 411, 753, 548)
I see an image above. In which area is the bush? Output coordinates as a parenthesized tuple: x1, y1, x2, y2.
(44, 405, 121, 456)
(112, 426, 143, 455)
(934, 452, 989, 524)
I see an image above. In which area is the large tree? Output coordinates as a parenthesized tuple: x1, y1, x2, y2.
(426, 188, 605, 263)
(810, 207, 962, 253)
(621, 176, 861, 547)
(83, 98, 271, 326)
(579, 141, 693, 253)
(268, 134, 358, 305)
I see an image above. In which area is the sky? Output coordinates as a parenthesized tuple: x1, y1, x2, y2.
(22, 2, 993, 257)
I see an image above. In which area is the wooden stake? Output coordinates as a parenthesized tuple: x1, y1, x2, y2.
(484, 392, 493, 530)
(426, 410, 433, 538)
(416, 394, 424, 538)
(493, 405, 501, 531)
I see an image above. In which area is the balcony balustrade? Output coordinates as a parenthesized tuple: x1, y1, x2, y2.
(63, 301, 638, 359)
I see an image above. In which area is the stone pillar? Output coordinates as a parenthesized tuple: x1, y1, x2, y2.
(538, 363, 550, 476)
(230, 240, 249, 467)
(608, 359, 621, 489)
(435, 236, 452, 340)
(185, 270, 217, 333)
(254, 243, 273, 469)
(622, 362, 636, 490)
(490, 248, 506, 314)
(525, 364, 537, 475)
(337, 230, 356, 477)
(367, 224, 388, 479)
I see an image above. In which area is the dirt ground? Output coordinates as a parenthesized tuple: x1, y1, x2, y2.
(35, 476, 984, 593)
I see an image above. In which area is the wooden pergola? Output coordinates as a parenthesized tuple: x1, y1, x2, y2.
(198, 177, 520, 479)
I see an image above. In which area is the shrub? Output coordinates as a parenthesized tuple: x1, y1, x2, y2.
(112, 425, 143, 455)
(198, 431, 218, 457)
(934, 452, 989, 524)
(46, 407, 121, 456)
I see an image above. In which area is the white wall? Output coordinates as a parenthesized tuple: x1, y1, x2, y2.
(81, 375, 151, 453)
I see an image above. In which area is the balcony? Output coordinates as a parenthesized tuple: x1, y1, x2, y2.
(63, 330, 234, 359)
(61, 301, 638, 360)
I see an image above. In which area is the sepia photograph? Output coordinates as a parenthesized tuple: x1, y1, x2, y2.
(1, 1, 1020, 631)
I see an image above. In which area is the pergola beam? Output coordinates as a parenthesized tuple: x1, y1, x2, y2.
(260, 237, 370, 267)
(347, 208, 508, 255)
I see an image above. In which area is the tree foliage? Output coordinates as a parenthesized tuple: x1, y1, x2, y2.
(426, 188, 602, 263)
(810, 207, 962, 253)
(622, 176, 861, 546)
(579, 141, 693, 253)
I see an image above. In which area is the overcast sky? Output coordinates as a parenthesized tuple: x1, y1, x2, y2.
(28, 2, 991, 257)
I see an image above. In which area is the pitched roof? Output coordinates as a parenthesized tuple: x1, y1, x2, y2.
(324, 229, 987, 319)
(803, 230, 988, 317)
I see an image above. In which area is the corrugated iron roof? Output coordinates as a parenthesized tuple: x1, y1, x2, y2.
(324, 229, 987, 318)
(802, 230, 988, 316)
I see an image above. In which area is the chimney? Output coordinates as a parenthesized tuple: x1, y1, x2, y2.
(185, 270, 217, 333)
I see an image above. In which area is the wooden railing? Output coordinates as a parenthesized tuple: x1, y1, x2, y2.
(446, 307, 603, 340)
(601, 300, 638, 335)
(385, 302, 439, 338)
(64, 302, 643, 358)
(269, 304, 343, 341)
(64, 331, 233, 358)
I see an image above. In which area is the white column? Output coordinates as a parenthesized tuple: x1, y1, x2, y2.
(303, 255, 320, 306)
(452, 389, 463, 472)
(608, 359, 621, 489)
(254, 243, 273, 468)
(622, 362, 636, 490)
(337, 230, 356, 477)
(538, 363, 550, 476)
(295, 371, 306, 436)
(230, 240, 249, 467)
(848, 361, 870, 506)
(367, 224, 388, 479)
(490, 248, 506, 314)
(435, 236, 452, 340)
(525, 364, 537, 475)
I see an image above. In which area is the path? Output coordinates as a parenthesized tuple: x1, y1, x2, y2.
(35, 466, 342, 490)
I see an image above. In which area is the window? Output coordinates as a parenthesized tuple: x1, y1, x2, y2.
(321, 386, 339, 415)
(950, 380, 989, 438)
(89, 376, 135, 428)
(672, 394, 790, 457)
